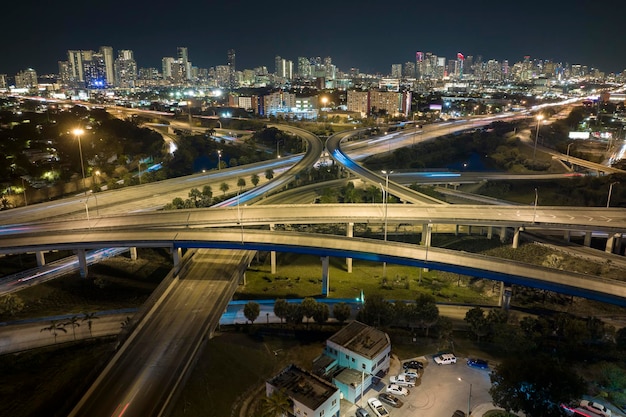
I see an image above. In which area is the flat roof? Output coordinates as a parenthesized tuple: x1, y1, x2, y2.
(268, 364, 338, 410)
(328, 321, 390, 359)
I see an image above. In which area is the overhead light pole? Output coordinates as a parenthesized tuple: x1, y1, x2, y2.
(533, 114, 544, 162)
(73, 128, 86, 195)
(217, 149, 222, 170)
(458, 378, 472, 417)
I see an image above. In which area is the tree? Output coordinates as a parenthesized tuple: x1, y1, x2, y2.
(356, 294, 395, 327)
(201, 185, 213, 206)
(64, 315, 81, 340)
(264, 169, 274, 180)
(490, 355, 585, 417)
(274, 299, 289, 324)
(220, 182, 230, 195)
(251, 173, 260, 187)
(313, 303, 329, 325)
(82, 311, 99, 337)
(237, 177, 246, 191)
(41, 320, 67, 343)
(414, 294, 439, 336)
(243, 301, 260, 324)
(464, 307, 490, 342)
(333, 302, 352, 324)
(285, 303, 303, 326)
(261, 389, 291, 417)
(0, 294, 25, 316)
(188, 188, 202, 207)
(300, 297, 318, 324)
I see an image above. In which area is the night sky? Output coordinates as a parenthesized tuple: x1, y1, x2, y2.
(3, 0, 626, 76)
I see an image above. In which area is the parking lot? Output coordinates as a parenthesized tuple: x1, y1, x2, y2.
(343, 354, 495, 417)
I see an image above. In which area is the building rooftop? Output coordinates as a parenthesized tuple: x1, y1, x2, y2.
(268, 364, 338, 410)
(328, 321, 390, 360)
(334, 367, 365, 387)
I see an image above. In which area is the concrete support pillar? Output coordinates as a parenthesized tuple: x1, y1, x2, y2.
(172, 247, 182, 270)
(421, 223, 429, 244)
(512, 227, 521, 249)
(454, 224, 459, 236)
(240, 272, 246, 285)
(500, 227, 507, 243)
(35, 251, 46, 267)
(129, 247, 138, 261)
(616, 234, 624, 256)
(584, 231, 592, 247)
(467, 225, 471, 235)
(346, 222, 354, 273)
(563, 230, 570, 242)
(502, 286, 512, 310)
(270, 223, 276, 274)
(321, 256, 330, 296)
(487, 226, 493, 240)
(77, 249, 88, 278)
(606, 233, 617, 254)
(424, 225, 432, 247)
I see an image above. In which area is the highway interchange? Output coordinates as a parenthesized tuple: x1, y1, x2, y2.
(0, 106, 625, 417)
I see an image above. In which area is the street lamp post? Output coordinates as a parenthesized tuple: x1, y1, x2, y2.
(217, 149, 222, 170)
(458, 378, 472, 416)
(73, 128, 86, 194)
(381, 170, 393, 277)
(533, 114, 544, 162)
(533, 188, 539, 223)
(607, 182, 619, 208)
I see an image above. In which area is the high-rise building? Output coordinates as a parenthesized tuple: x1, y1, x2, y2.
(0, 74, 7, 90)
(391, 64, 402, 79)
(403, 62, 416, 78)
(114, 50, 137, 88)
(297, 57, 312, 79)
(83, 53, 107, 88)
(100, 46, 115, 86)
(162, 57, 175, 79)
(275, 56, 293, 80)
(177, 47, 190, 80)
(67, 50, 94, 85)
(227, 49, 236, 89)
(15, 68, 38, 88)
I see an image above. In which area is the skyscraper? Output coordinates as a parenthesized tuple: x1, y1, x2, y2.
(177, 47, 190, 80)
(227, 49, 236, 89)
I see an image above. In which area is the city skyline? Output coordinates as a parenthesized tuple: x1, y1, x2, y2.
(3, 0, 626, 76)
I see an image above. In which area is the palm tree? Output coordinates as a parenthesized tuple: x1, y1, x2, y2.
(251, 173, 260, 187)
(220, 182, 230, 195)
(264, 169, 274, 180)
(261, 389, 291, 417)
(82, 312, 99, 337)
(41, 320, 67, 343)
(64, 315, 81, 340)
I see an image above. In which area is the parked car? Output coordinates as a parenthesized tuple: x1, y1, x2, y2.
(390, 373, 416, 387)
(580, 400, 612, 417)
(452, 410, 466, 417)
(367, 397, 390, 417)
(403, 368, 420, 378)
(402, 360, 424, 370)
(355, 407, 371, 417)
(434, 353, 457, 365)
(467, 358, 489, 369)
(378, 392, 403, 408)
(386, 384, 410, 396)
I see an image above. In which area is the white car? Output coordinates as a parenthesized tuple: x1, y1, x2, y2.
(434, 353, 457, 365)
(367, 397, 390, 417)
(386, 384, 410, 396)
(580, 400, 612, 417)
(389, 373, 416, 387)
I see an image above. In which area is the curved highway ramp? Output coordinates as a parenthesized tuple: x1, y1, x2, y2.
(69, 249, 255, 417)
